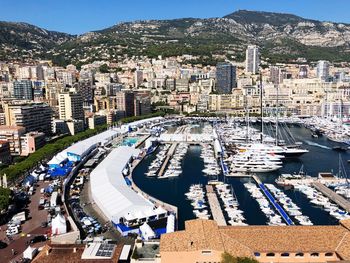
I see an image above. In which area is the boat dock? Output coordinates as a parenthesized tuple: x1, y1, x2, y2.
(206, 185, 227, 226)
(253, 176, 294, 225)
(312, 182, 350, 213)
(219, 158, 229, 176)
(158, 143, 178, 177)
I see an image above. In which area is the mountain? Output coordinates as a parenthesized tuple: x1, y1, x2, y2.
(1, 10, 350, 65)
(0, 21, 74, 61)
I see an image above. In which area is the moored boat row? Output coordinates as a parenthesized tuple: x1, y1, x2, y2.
(265, 184, 313, 225)
(244, 183, 286, 226)
(185, 184, 211, 220)
(215, 183, 246, 226)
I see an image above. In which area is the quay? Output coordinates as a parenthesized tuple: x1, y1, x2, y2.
(253, 176, 294, 225)
(206, 185, 227, 226)
(158, 143, 178, 177)
(225, 171, 252, 178)
(312, 182, 350, 213)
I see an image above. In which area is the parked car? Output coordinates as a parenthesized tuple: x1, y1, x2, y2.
(0, 241, 7, 249)
(6, 226, 19, 236)
(30, 235, 47, 244)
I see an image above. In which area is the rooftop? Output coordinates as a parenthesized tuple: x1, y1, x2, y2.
(0, 125, 26, 132)
(160, 219, 350, 259)
(90, 145, 156, 222)
(32, 243, 123, 263)
(134, 242, 160, 259)
(65, 129, 118, 157)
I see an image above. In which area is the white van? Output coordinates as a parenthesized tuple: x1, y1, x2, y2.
(6, 226, 19, 236)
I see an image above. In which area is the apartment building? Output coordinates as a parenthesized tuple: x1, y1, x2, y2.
(4, 102, 52, 135)
(20, 131, 46, 156)
(59, 92, 84, 121)
(0, 126, 26, 156)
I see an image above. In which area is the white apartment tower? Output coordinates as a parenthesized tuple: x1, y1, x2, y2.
(245, 45, 260, 74)
(59, 92, 84, 121)
(316, 60, 330, 80)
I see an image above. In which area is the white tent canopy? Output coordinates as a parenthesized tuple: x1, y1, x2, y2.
(90, 146, 159, 224)
(65, 129, 118, 158)
(140, 223, 156, 241)
(51, 213, 67, 235)
(23, 246, 38, 260)
(166, 214, 175, 233)
(48, 129, 119, 165)
(121, 117, 164, 132)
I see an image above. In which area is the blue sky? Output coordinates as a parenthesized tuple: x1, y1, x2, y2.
(1, 0, 349, 34)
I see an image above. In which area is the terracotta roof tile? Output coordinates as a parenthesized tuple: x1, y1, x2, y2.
(336, 233, 350, 260)
(160, 219, 350, 260)
(221, 225, 346, 253)
(340, 219, 350, 231)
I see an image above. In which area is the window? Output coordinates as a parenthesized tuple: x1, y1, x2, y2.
(311, 253, 319, 257)
(201, 250, 212, 255)
(295, 252, 304, 257)
(325, 252, 334, 257)
(266, 253, 275, 257)
(254, 252, 260, 257)
(281, 253, 290, 257)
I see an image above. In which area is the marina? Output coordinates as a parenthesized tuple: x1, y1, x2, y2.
(132, 119, 350, 229)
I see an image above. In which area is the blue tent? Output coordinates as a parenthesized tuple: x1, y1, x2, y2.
(23, 175, 36, 187)
(44, 185, 54, 194)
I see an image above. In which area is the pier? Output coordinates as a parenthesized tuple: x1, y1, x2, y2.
(312, 182, 350, 213)
(130, 151, 178, 216)
(158, 143, 178, 177)
(206, 185, 227, 226)
(253, 176, 294, 225)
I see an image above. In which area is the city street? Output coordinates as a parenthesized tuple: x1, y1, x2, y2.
(0, 181, 51, 262)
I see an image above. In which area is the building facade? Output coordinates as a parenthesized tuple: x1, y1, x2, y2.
(13, 80, 33, 100)
(317, 60, 330, 80)
(216, 62, 236, 94)
(20, 132, 46, 156)
(116, 91, 135, 117)
(0, 126, 26, 156)
(4, 102, 52, 135)
(59, 92, 84, 121)
(245, 45, 260, 74)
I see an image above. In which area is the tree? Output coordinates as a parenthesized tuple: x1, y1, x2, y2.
(0, 187, 11, 211)
(132, 247, 140, 260)
(221, 252, 259, 263)
(99, 64, 109, 73)
(221, 252, 236, 263)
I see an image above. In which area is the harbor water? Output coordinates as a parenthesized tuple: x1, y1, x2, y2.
(133, 125, 349, 229)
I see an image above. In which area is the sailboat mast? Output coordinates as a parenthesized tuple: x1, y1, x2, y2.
(338, 154, 342, 179)
(340, 95, 343, 126)
(260, 72, 264, 143)
(275, 84, 279, 146)
(246, 95, 250, 142)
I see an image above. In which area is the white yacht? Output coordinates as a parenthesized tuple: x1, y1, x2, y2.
(231, 160, 282, 173)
